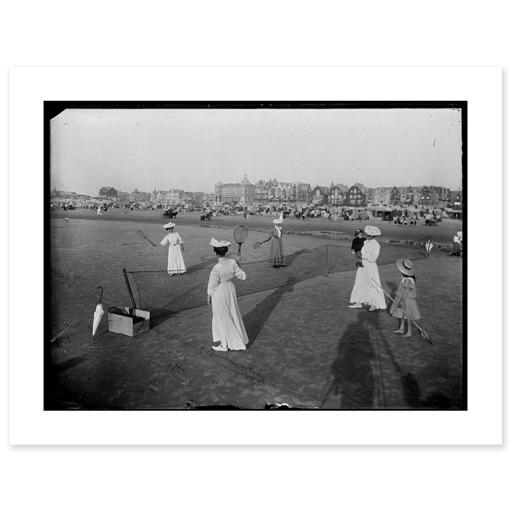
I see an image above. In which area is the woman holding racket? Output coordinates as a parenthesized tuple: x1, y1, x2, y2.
(268, 213, 286, 268)
(207, 238, 249, 352)
(389, 259, 421, 338)
(159, 222, 186, 276)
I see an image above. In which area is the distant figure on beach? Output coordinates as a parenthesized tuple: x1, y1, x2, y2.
(349, 225, 387, 311)
(160, 222, 186, 276)
(207, 238, 249, 352)
(424, 237, 433, 258)
(451, 231, 463, 257)
(97, 205, 102, 216)
(268, 213, 286, 268)
(389, 259, 421, 338)
(351, 229, 366, 268)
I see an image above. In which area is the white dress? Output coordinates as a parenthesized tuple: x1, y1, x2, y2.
(160, 232, 186, 275)
(349, 239, 387, 309)
(207, 258, 249, 350)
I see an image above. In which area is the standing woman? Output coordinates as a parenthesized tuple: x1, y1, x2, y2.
(349, 225, 387, 311)
(207, 238, 249, 352)
(361, 225, 387, 311)
(268, 213, 286, 268)
(160, 222, 186, 276)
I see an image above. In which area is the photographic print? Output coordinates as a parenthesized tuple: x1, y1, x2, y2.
(9, 67, 501, 445)
(45, 101, 466, 411)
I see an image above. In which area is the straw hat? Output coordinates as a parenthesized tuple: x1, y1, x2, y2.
(163, 222, 175, 229)
(209, 238, 231, 248)
(396, 258, 415, 276)
(364, 225, 381, 237)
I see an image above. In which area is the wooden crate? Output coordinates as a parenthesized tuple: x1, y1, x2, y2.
(107, 308, 150, 337)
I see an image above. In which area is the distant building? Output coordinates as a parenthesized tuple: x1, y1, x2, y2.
(419, 186, 434, 206)
(346, 183, 367, 207)
(214, 174, 256, 204)
(310, 185, 330, 205)
(329, 185, 344, 206)
(450, 189, 463, 205)
(327, 182, 347, 206)
(51, 187, 76, 199)
(253, 179, 310, 204)
(98, 187, 118, 199)
(130, 188, 151, 203)
(152, 189, 183, 204)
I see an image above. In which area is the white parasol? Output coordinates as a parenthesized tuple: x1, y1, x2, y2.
(92, 287, 104, 339)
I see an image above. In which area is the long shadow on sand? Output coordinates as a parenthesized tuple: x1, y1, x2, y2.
(325, 308, 447, 409)
(241, 249, 310, 348)
(242, 279, 296, 348)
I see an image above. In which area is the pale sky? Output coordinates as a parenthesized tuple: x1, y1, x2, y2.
(50, 107, 463, 197)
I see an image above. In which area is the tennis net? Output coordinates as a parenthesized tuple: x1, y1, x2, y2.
(124, 243, 421, 318)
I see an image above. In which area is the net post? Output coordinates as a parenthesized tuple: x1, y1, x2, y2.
(122, 268, 137, 309)
(325, 245, 329, 277)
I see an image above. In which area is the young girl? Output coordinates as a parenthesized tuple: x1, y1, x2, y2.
(389, 258, 421, 338)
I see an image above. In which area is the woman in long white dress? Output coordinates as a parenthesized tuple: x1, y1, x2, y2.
(160, 222, 186, 276)
(349, 225, 387, 311)
(207, 238, 249, 352)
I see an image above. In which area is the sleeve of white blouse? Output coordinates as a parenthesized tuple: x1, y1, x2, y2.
(177, 233, 183, 244)
(365, 242, 380, 263)
(207, 267, 220, 296)
(234, 262, 246, 281)
(160, 235, 168, 246)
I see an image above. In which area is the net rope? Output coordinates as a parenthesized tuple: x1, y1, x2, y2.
(126, 243, 423, 318)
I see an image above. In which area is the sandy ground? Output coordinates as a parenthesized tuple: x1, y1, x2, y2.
(47, 209, 464, 410)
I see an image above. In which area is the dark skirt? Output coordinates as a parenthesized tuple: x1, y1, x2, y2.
(269, 237, 285, 266)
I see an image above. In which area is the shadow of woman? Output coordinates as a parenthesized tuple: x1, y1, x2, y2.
(242, 277, 296, 348)
(326, 311, 377, 409)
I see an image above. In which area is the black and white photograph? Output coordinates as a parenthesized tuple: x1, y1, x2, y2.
(3, 17, 507, 512)
(45, 101, 466, 412)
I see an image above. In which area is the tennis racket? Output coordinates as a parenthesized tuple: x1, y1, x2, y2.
(252, 239, 270, 249)
(136, 230, 156, 246)
(233, 224, 249, 256)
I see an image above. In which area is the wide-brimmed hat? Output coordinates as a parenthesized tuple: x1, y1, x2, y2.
(273, 213, 284, 225)
(396, 258, 415, 276)
(457, 231, 462, 238)
(364, 225, 381, 237)
(163, 222, 175, 229)
(209, 238, 231, 248)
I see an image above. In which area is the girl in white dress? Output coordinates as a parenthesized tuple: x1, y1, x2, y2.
(349, 225, 387, 311)
(207, 238, 249, 352)
(160, 222, 186, 276)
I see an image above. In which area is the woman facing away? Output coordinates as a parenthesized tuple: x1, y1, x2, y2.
(349, 225, 387, 312)
(160, 222, 186, 276)
(207, 238, 249, 352)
